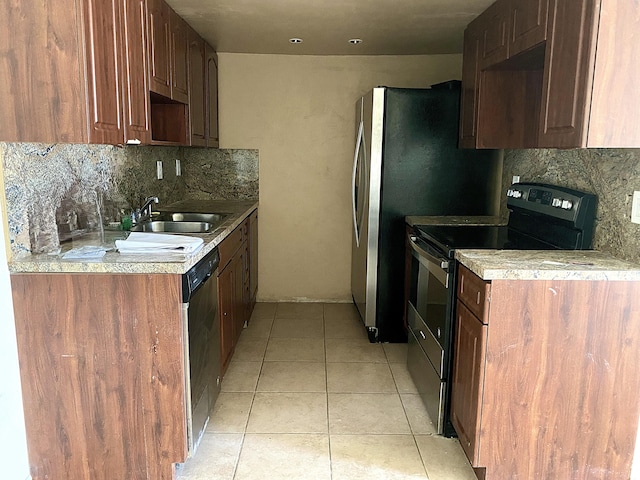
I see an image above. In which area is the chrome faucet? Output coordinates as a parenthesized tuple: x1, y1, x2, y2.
(133, 196, 159, 224)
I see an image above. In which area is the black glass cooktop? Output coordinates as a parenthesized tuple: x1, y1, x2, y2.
(414, 224, 558, 258)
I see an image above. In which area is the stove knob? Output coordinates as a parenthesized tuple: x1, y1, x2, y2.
(552, 198, 562, 207)
(512, 190, 523, 199)
(561, 199, 573, 210)
(506, 189, 514, 197)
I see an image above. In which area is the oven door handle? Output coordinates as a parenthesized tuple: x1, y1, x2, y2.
(408, 235, 450, 287)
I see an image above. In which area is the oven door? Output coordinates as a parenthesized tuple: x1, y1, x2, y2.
(406, 233, 451, 434)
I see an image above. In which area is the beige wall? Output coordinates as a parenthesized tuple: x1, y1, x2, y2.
(219, 53, 462, 302)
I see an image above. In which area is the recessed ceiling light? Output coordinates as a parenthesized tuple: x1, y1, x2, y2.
(349, 38, 363, 45)
(289, 38, 303, 44)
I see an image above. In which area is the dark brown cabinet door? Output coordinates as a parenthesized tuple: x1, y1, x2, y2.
(451, 301, 487, 465)
(509, 0, 548, 56)
(148, 0, 171, 98)
(538, 0, 599, 148)
(0, 0, 88, 143)
(218, 264, 235, 375)
(478, 0, 509, 69)
(232, 250, 245, 343)
(12, 273, 186, 479)
(206, 44, 220, 147)
(83, 0, 125, 144)
(459, 22, 481, 148)
(242, 219, 251, 321)
(249, 211, 258, 307)
(189, 32, 206, 146)
(170, 10, 190, 104)
(121, 0, 151, 144)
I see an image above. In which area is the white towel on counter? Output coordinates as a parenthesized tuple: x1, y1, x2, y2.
(115, 232, 204, 255)
(62, 246, 111, 260)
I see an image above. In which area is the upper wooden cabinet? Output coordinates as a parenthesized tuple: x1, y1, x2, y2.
(0, 0, 151, 145)
(148, 0, 189, 104)
(1, 0, 218, 147)
(459, 21, 482, 149)
(477, 0, 509, 69)
(206, 45, 220, 148)
(122, 0, 153, 145)
(460, 0, 640, 149)
(170, 10, 190, 104)
(82, 0, 127, 145)
(148, 0, 172, 98)
(188, 30, 220, 149)
(189, 31, 207, 147)
(476, 0, 547, 70)
(510, 0, 548, 56)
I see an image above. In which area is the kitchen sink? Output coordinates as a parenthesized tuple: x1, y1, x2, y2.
(131, 221, 213, 233)
(131, 211, 230, 233)
(156, 212, 228, 223)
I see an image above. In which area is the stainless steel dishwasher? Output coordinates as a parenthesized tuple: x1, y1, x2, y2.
(182, 247, 221, 456)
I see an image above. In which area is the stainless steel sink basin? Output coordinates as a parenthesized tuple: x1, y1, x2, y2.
(131, 221, 213, 233)
(157, 212, 228, 223)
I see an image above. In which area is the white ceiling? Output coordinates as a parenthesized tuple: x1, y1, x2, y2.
(165, 0, 494, 55)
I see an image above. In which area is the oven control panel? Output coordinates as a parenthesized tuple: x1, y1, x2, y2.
(506, 183, 597, 229)
(507, 186, 574, 210)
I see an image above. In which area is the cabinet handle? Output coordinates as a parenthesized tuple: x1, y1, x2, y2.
(419, 330, 426, 340)
(477, 292, 481, 304)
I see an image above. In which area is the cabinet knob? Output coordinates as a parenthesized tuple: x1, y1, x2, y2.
(419, 330, 426, 340)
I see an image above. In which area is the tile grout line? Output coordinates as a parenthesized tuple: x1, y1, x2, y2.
(231, 307, 268, 480)
(323, 303, 336, 479)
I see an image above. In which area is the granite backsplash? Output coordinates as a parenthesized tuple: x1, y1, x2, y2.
(502, 148, 640, 264)
(0, 143, 258, 257)
(4, 141, 640, 264)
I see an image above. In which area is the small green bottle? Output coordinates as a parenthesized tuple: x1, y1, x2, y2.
(121, 214, 132, 231)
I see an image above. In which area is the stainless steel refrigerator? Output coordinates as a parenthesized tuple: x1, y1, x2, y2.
(350, 83, 502, 342)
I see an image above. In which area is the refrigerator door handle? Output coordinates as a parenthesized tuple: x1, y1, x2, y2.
(352, 120, 364, 247)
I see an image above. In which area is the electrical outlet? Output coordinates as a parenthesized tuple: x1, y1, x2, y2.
(175, 159, 181, 176)
(512, 175, 520, 184)
(632, 191, 640, 224)
(156, 160, 163, 180)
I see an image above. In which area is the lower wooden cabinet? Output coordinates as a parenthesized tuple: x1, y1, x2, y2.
(451, 264, 640, 479)
(450, 301, 487, 464)
(11, 273, 187, 480)
(248, 209, 258, 318)
(217, 209, 258, 375)
(218, 262, 236, 374)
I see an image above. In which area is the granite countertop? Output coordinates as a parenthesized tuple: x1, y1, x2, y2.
(405, 215, 507, 227)
(456, 249, 640, 281)
(8, 200, 258, 275)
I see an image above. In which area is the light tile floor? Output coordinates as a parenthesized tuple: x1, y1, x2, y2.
(176, 302, 477, 480)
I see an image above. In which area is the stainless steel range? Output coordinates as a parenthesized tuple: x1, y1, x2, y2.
(406, 183, 597, 436)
